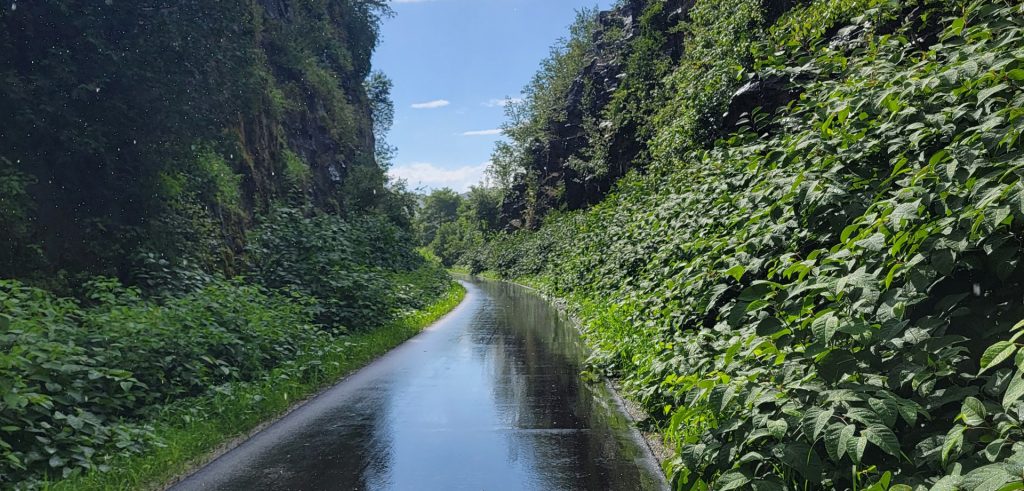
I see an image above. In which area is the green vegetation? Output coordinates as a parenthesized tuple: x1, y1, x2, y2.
(0, 211, 454, 488)
(0, 0, 397, 284)
(0, 1, 462, 489)
(414, 187, 502, 268)
(447, 0, 1024, 488)
(42, 281, 465, 491)
(246, 207, 428, 330)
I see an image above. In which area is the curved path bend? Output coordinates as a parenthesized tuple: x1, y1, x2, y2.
(173, 278, 667, 491)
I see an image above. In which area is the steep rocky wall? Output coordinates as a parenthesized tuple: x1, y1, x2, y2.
(498, 0, 696, 230)
(0, 0, 386, 284)
(497, 0, 799, 231)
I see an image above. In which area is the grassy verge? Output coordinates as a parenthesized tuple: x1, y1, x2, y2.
(42, 281, 466, 491)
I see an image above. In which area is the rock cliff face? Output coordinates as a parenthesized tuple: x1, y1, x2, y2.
(497, 0, 807, 231)
(257, 0, 380, 212)
(498, 0, 697, 230)
(0, 0, 386, 282)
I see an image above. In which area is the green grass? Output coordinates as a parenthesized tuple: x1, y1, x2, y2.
(42, 281, 466, 491)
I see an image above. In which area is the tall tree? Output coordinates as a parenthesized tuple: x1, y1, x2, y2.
(416, 188, 462, 245)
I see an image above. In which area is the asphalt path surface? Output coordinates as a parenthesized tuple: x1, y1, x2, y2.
(173, 278, 667, 491)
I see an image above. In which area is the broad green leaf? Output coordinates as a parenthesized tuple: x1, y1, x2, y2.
(812, 313, 839, 343)
(890, 201, 920, 228)
(897, 400, 918, 426)
(824, 423, 851, 461)
(818, 351, 859, 382)
(978, 83, 1009, 104)
(750, 480, 786, 491)
(720, 385, 737, 414)
(983, 439, 1005, 462)
(961, 464, 1013, 491)
(48, 454, 65, 469)
(767, 419, 788, 439)
(869, 397, 898, 427)
(864, 472, 893, 491)
(930, 476, 962, 491)
(847, 435, 867, 464)
(1002, 371, 1024, 410)
(802, 408, 834, 441)
(725, 265, 746, 282)
(950, 17, 966, 36)
(846, 407, 884, 427)
(857, 233, 886, 251)
(932, 249, 956, 275)
(779, 442, 823, 484)
(840, 224, 860, 243)
(980, 341, 1017, 374)
(865, 424, 900, 456)
(942, 425, 965, 465)
(961, 396, 987, 426)
(716, 470, 751, 491)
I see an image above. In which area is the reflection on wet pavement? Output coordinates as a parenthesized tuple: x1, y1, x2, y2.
(173, 278, 667, 491)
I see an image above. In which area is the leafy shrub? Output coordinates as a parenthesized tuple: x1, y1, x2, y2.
(477, 0, 1024, 488)
(245, 207, 424, 330)
(0, 158, 42, 279)
(650, 0, 764, 156)
(0, 204, 451, 487)
(430, 219, 483, 267)
(0, 278, 319, 485)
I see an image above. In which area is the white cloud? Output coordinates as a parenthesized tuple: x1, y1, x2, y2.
(411, 99, 450, 109)
(483, 97, 523, 108)
(461, 129, 502, 136)
(388, 162, 489, 192)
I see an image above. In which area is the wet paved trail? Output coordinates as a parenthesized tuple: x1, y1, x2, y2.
(173, 278, 667, 491)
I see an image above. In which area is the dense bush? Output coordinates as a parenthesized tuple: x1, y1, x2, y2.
(414, 186, 503, 268)
(0, 254, 450, 486)
(474, 0, 1024, 488)
(431, 219, 484, 268)
(0, 278, 319, 484)
(245, 207, 431, 331)
(0, 199, 453, 487)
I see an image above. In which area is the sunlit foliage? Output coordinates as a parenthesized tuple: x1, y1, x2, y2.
(474, 0, 1024, 488)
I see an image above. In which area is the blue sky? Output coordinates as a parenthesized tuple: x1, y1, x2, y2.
(376, 0, 615, 193)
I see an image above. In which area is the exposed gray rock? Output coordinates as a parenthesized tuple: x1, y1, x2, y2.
(722, 74, 798, 131)
(829, 24, 867, 50)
